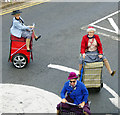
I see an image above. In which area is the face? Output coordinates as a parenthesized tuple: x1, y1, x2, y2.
(88, 30, 94, 37)
(14, 14, 20, 19)
(70, 79, 77, 87)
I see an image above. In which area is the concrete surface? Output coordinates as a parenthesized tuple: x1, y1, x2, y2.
(0, 84, 61, 114)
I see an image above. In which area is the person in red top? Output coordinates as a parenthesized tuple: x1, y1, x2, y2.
(79, 26, 116, 77)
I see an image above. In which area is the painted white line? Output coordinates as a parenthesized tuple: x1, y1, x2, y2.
(103, 83, 120, 109)
(0, 84, 61, 113)
(108, 18, 120, 34)
(48, 64, 79, 74)
(81, 26, 119, 41)
(90, 24, 117, 34)
(11, 44, 26, 56)
(48, 64, 120, 109)
(97, 32, 119, 41)
(90, 10, 120, 25)
(89, 10, 120, 34)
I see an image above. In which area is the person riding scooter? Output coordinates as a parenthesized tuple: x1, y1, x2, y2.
(79, 26, 116, 77)
(10, 10, 41, 52)
(57, 72, 91, 115)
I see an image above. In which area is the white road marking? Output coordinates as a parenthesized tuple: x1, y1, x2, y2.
(103, 83, 120, 109)
(81, 26, 119, 41)
(0, 84, 61, 114)
(108, 18, 120, 34)
(90, 10, 120, 25)
(48, 64, 79, 74)
(90, 24, 117, 34)
(97, 32, 119, 41)
(88, 10, 120, 35)
(48, 64, 120, 109)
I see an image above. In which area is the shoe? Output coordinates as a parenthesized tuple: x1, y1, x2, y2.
(27, 49, 32, 52)
(111, 71, 116, 77)
(35, 35, 41, 41)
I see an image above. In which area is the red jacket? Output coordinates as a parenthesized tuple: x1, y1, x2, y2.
(80, 34, 103, 54)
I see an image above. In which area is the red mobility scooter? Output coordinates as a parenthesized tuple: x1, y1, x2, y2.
(8, 33, 34, 69)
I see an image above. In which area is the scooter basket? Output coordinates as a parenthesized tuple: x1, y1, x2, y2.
(82, 62, 103, 88)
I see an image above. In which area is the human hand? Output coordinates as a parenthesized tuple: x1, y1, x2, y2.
(83, 53, 86, 59)
(33, 23, 35, 27)
(78, 74, 81, 78)
(28, 26, 35, 28)
(98, 55, 103, 59)
(79, 102, 85, 108)
(61, 98, 67, 103)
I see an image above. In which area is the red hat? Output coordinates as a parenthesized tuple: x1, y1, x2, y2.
(67, 72, 78, 80)
(87, 26, 96, 32)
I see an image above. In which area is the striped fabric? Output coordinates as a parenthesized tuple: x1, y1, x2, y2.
(82, 62, 103, 88)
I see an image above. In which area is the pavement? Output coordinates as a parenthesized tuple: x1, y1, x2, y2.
(0, 0, 44, 9)
(0, 0, 50, 15)
(0, 84, 61, 114)
(0, 0, 27, 9)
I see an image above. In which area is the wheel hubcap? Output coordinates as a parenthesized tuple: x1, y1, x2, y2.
(13, 55, 26, 68)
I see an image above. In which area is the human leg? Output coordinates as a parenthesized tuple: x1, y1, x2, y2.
(57, 102, 71, 115)
(32, 30, 41, 41)
(83, 105, 91, 115)
(57, 110, 60, 115)
(21, 30, 33, 51)
(84, 112, 89, 115)
(26, 38, 31, 51)
(103, 58, 116, 76)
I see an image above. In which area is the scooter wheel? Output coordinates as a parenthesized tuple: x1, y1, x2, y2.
(12, 53, 28, 69)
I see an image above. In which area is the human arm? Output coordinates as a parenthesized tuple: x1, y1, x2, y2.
(80, 36, 86, 55)
(96, 35, 103, 55)
(61, 83, 68, 103)
(13, 21, 30, 30)
(28, 25, 35, 29)
(80, 36, 87, 59)
(19, 17, 35, 29)
(80, 83, 89, 107)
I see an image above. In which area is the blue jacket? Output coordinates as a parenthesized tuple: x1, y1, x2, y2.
(61, 80, 88, 105)
(10, 17, 30, 38)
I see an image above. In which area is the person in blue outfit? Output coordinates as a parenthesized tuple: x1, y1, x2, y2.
(57, 72, 91, 115)
(10, 10, 41, 52)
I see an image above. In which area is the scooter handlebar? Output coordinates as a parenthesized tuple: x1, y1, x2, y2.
(66, 102, 83, 108)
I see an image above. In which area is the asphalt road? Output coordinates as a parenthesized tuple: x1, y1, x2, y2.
(2, 2, 119, 114)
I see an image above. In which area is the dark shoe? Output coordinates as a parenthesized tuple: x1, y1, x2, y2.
(35, 35, 41, 41)
(111, 71, 116, 77)
(27, 49, 32, 52)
